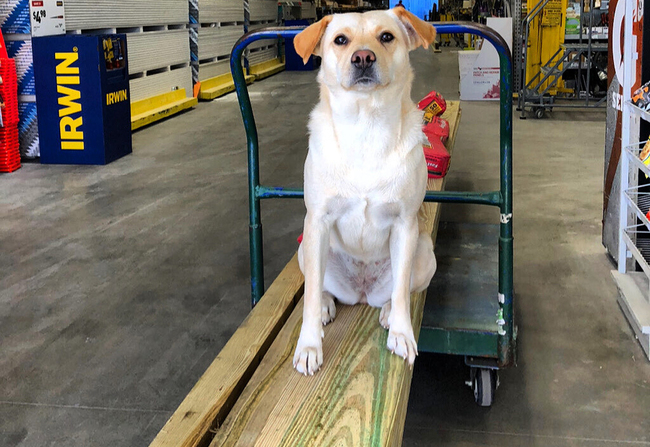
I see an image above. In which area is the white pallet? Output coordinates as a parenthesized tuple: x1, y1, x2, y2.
(197, 0, 244, 24)
(198, 25, 243, 60)
(130, 66, 193, 102)
(64, 0, 188, 30)
(198, 59, 230, 81)
(127, 29, 190, 74)
(249, 0, 278, 22)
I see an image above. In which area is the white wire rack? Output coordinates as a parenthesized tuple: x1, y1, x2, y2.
(614, 0, 650, 360)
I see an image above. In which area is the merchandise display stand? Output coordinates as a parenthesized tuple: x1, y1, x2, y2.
(612, 0, 650, 360)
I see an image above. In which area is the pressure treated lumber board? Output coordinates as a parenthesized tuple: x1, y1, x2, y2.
(148, 256, 305, 447)
(208, 102, 460, 447)
(148, 101, 460, 447)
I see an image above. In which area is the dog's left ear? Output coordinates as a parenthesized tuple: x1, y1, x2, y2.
(392, 8, 437, 50)
(294, 16, 333, 64)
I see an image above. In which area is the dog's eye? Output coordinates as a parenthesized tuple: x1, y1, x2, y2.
(334, 35, 348, 45)
(380, 32, 394, 43)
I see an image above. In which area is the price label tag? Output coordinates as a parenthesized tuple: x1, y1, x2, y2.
(30, 0, 66, 37)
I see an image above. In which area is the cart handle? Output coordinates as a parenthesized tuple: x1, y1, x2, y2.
(230, 21, 515, 367)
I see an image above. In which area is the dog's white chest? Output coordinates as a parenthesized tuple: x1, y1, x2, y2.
(329, 195, 398, 260)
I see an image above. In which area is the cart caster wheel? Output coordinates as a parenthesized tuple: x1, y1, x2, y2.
(534, 107, 545, 119)
(471, 368, 498, 407)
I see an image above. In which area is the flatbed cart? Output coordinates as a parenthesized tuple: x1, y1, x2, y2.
(231, 21, 515, 406)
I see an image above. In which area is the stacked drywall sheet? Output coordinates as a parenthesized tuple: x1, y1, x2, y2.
(197, 0, 244, 23)
(247, 45, 280, 66)
(64, 0, 188, 29)
(198, 26, 242, 60)
(301, 2, 317, 19)
(248, 0, 280, 65)
(130, 67, 193, 102)
(1, 0, 39, 158)
(64, 0, 193, 103)
(194, 0, 244, 83)
(197, 25, 243, 81)
(127, 29, 190, 75)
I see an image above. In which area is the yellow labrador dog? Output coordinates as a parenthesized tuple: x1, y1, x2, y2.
(292, 8, 437, 375)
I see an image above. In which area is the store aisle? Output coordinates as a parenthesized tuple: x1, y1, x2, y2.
(1, 47, 647, 447)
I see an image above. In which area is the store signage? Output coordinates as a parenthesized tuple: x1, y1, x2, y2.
(30, 0, 65, 37)
(55, 49, 84, 151)
(106, 89, 128, 106)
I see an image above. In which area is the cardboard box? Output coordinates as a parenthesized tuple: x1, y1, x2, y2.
(459, 17, 512, 101)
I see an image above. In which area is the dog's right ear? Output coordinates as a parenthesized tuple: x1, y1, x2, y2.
(293, 16, 333, 64)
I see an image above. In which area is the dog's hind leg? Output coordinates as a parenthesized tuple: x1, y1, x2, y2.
(377, 234, 434, 331)
(410, 232, 436, 293)
(322, 250, 365, 306)
(321, 291, 336, 325)
(379, 301, 391, 329)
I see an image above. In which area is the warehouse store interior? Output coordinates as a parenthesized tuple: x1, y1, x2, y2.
(1, 0, 650, 446)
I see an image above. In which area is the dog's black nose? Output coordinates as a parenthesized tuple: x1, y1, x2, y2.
(351, 50, 376, 69)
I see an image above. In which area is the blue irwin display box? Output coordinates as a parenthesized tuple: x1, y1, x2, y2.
(33, 34, 132, 165)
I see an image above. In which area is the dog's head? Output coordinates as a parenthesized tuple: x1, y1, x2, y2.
(294, 9, 436, 92)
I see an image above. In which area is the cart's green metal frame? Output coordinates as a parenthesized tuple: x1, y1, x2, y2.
(230, 22, 515, 401)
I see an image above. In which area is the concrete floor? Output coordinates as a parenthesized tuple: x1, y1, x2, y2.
(1, 48, 649, 447)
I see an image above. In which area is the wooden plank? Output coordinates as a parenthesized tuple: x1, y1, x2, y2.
(148, 254, 304, 447)
(149, 101, 460, 447)
(206, 102, 461, 447)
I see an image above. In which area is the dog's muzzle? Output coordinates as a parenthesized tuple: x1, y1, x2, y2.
(350, 49, 379, 85)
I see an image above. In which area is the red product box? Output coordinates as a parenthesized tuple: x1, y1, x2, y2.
(423, 138, 450, 179)
(423, 116, 449, 144)
(418, 90, 447, 124)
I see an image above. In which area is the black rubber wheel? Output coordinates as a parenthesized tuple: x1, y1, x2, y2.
(534, 107, 545, 119)
(473, 368, 497, 407)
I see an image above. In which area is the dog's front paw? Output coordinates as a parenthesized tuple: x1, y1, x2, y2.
(293, 328, 323, 375)
(387, 326, 418, 366)
(322, 292, 336, 325)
